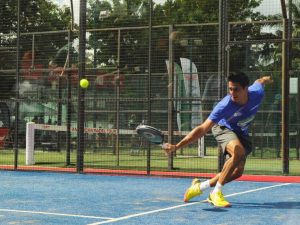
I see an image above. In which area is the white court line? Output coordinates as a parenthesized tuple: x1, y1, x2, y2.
(87, 183, 291, 225)
(0, 209, 114, 220)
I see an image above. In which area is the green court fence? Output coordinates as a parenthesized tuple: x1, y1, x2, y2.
(0, 0, 299, 176)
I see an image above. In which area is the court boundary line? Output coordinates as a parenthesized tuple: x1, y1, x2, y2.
(87, 183, 291, 225)
(0, 209, 114, 220)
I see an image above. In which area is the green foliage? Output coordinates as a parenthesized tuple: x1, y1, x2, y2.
(0, 0, 74, 99)
(84, 0, 270, 72)
(0, 0, 71, 34)
(0, 0, 290, 98)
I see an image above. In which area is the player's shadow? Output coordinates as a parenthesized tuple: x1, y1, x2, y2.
(202, 208, 229, 212)
(231, 201, 300, 209)
(187, 200, 230, 212)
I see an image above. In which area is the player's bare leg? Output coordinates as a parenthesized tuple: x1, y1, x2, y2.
(207, 140, 246, 207)
(209, 157, 245, 187)
(218, 140, 246, 184)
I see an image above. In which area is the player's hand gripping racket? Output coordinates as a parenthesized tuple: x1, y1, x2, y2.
(136, 124, 166, 148)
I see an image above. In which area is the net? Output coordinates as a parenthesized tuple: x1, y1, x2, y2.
(25, 122, 194, 166)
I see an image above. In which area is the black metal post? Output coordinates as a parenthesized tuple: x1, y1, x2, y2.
(189, 40, 193, 131)
(167, 25, 174, 170)
(115, 29, 121, 166)
(14, 0, 21, 170)
(77, 0, 87, 173)
(146, 0, 153, 175)
(57, 77, 62, 151)
(297, 75, 300, 159)
(66, 29, 72, 166)
(66, 0, 75, 166)
(281, 0, 289, 174)
(217, 0, 228, 172)
(282, 18, 290, 174)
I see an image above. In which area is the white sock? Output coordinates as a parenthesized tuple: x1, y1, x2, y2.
(200, 180, 211, 191)
(212, 182, 223, 194)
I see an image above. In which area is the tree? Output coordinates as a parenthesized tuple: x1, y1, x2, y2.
(85, 0, 269, 71)
(0, 0, 73, 99)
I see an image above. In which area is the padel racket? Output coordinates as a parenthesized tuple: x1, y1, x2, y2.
(136, 124, 165, 147)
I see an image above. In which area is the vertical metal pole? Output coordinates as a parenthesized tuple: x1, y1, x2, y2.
(147, 0, 153, 175)
(189, 40, 193, 131)
(70, 0, 74, 30)
(218, 0, 228, 98)
(57, 76, 62, 152)
(14, 0, 21, 170)
(92, 10, 97, 152)
(218, 0, 224, 100)
(226, 22, 230, 79)
(217, 0, 228, 172)
(116, 29, 121, 166)
(77, 0, 87, 173)
(217, 0, 223, 173)
(167, 25, 174, 170)
(0, 2, 2, 44)
(67, 0, 74, 165)
(297, 76, 300, 159)
(280, 0, 290, 174)
(282, 18, 289, 174)
(66, 29, 72, 166)
(31, 34, 35, 67)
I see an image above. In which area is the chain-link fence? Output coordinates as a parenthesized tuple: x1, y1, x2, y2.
(0, 0, 299, 176)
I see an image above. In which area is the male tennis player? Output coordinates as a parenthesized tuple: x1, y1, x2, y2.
(163, 72, 273, 207)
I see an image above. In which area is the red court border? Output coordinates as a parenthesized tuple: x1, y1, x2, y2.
(0, 165, 299, 183)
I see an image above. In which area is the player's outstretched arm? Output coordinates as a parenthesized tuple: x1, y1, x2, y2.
(256, 76, 273, 85)
(163, 119, 215, 155)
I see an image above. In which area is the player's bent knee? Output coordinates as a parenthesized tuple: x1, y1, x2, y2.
(226, 140, 246, 157)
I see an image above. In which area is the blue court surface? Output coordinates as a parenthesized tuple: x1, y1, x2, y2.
(0, 170, 299, 225)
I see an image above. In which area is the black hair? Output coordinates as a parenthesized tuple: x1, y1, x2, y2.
(228, 72, 249, 88)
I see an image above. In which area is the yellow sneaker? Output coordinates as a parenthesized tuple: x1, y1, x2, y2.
(183, 178, 202, 202)
(207, 191, 231, 207)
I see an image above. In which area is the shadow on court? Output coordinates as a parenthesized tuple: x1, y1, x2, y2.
(231, 201, 300, 209)
(202, 207, 229, 212)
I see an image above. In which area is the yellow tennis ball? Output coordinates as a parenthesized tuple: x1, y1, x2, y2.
(80, 79, 89, 88)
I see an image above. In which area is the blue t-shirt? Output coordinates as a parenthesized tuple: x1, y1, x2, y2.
(208, 82, 264, 136)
